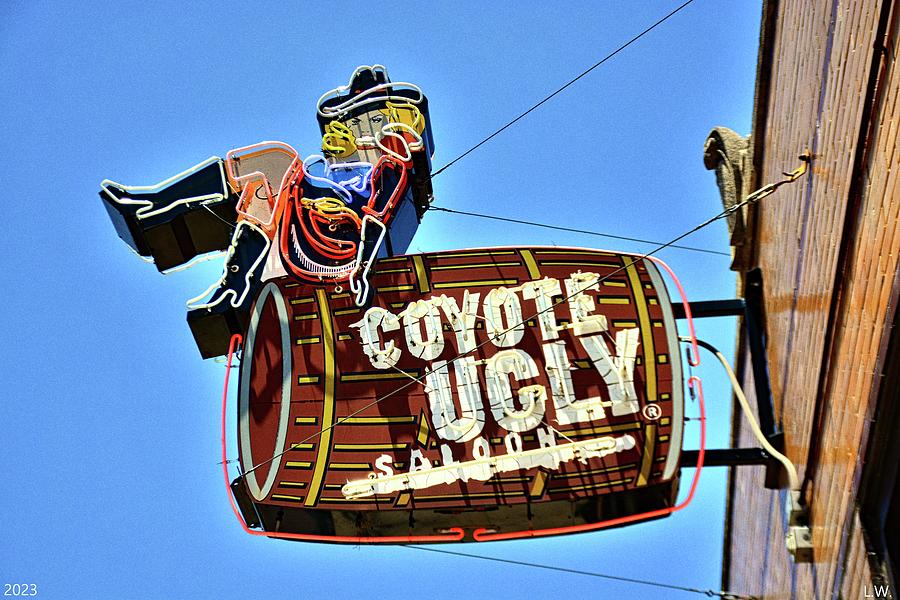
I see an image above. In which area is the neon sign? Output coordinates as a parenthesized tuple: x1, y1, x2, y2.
(230, 246, 691, 541)
(100, 65, 434, 357)
(98, 66, 702, 544)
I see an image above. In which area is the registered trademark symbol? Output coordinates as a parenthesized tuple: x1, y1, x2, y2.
(642, 404, 662, 421)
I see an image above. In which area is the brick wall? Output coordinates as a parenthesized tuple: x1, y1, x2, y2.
(724, 1, 900, 598)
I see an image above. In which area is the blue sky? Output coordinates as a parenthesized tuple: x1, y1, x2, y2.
(0, 1, 761, 598)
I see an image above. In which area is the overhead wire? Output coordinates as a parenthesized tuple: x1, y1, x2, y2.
(420, 0, 727, 258)
(429, 0, 696, 179)
(402, 545, 758, 600)
(428, 205, 731, 256)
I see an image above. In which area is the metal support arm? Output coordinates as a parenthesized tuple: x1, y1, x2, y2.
(682, 448, 771, 468)
(673, 272, 787, 488)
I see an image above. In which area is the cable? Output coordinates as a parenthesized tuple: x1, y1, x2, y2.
(687, 337, 800, 490)
(402, 546, 758, 600)
(235, 159, 806, 480)
(429, 0, 696, 178)
(428, 205, 730, 256)
(202, 203, 237, 231)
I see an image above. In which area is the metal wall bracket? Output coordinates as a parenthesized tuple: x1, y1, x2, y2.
(785, 491, 813, 562)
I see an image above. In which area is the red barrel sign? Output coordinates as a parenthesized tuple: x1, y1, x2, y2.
(230, 246, 690, 542)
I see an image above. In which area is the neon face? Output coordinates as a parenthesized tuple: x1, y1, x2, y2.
(279, 67, 430, 291)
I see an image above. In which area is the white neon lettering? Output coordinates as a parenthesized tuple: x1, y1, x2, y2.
(409, 448, 431, 473)
(472, 436, 490, 460)
(436, 291, 480, 353)
(541, 340, 606, 425)
(564, 272, 609, 336)
(482, 287, 524, 347)
(403, 299, 445, 360)
(349, 307, 401, 369)
(484, 349, 547, 433)
(521, 278, 563, 341)
(537, 426, 557, 449)
(341, 433, 637, 498)
(504, 431, 524, 455)
(347, 272, 653, 481)
(424, 358, 485, 442)
(578, 328, 641, 416)
(439, 444, 458, 467)
(374, 454, 394, 478)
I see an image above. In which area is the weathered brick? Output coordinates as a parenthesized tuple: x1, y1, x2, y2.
(724, 0, 899, 598)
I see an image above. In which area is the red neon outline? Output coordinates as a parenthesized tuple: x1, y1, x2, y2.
(300, 209, 358, 260)
(363, 155, 408, 222)
(278, 182, 355, 284)
(377, 132, 416, 167)
(471, 375, 706, 541)
(646, 255, 700, 367)
(278, 172, 313, 281)
(221, 333, 466, 544)
(227, 143, 300, 236)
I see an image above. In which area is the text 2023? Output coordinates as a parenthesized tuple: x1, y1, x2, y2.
(4, 584, 37, 597)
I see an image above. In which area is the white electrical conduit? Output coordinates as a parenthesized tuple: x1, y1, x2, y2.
(682, 336, 800, 491)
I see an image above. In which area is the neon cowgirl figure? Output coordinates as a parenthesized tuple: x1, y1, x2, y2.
(100, 66, 435, 357)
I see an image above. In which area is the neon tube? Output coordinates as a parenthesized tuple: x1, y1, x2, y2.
(220, 334, 466, 544)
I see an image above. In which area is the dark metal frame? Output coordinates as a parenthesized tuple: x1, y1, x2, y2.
(673, 270, 787, 488)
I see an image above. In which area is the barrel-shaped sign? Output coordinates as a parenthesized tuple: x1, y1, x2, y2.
(231, 246, 687, 542)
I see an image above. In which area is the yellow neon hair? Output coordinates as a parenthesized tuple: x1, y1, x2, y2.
(380, 102, 425, 135)
(321, 121, 357, 158)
